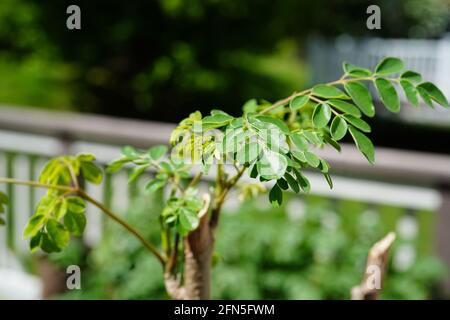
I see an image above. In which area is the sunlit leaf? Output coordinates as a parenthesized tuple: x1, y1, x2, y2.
(417, 82, 449, 108)
(312, 85, 350, 99)
(330, 116, 348, 140)
(400, 80, 419, 107)
(375, 57, 404, 75)
(344, 82, 375, 117)
(374, 78, 400, 112)
(312, 103, 331, 128)
(290, 96, 309, 110)
(349, 126, 375, 164)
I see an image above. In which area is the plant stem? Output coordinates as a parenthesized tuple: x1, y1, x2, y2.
(210, 166, 246, 229)
(0, 177, 166, 265)
(0, 177, 75, 192)
(187, 172, 203, 189)
(78, 190, 166, 265)
(258, 75, 395, 115)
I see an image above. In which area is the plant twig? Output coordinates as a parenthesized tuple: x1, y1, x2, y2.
(0, 177, 75, 192)
(209, 166, 246, 229)
(258, 75, 397, 115)
(78, 190, 166, 265)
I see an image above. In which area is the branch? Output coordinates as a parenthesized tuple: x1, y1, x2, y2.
(351, 232, 396, 300)
(258, 76, 384, 115)
(78, 190, 166, 265)
(209, 166, 246, 230)
(0, 177, 166, 266)
(0, 177, 75, 192)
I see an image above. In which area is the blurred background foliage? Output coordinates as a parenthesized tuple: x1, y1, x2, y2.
(47, 190, 446, 300)
(0, 0, 449, 121)
(1, 0, 450, 300)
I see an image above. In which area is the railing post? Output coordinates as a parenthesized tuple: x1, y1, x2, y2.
(437, 185, 450, 294)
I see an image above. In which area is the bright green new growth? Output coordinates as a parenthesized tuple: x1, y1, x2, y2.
(0, 57, 448, 259)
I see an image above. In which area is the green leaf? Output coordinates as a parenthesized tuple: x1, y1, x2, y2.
(400, 80, 419, 107)
(348, 126, 375, 164)
(40, 233, 61, 253)
(160, 161, 173, 173)
(0, 217, 5, 225)
(304, 151, 320, 168)
(107, 158, 130, 174)
(255, 115, 290, 134)
(344, 82, 375, 117)
(81, 161, 103, 184)
(343, 115, 371, 133)
(179, 208, 199, 232)
(250, 164, 258, 178)
(236, 142, 260, 165)
(277, 178, 289, 190)
(417, 86, 434, 107)
(290, 96, 309, 110)
(292, 150, 306, 163)
(330, 116, 348, 140)
(128, 165, 147, 183)
(285, 172, 300, 193)
(77, 153, 96, 162)
(23, 214, 46, 238)
(343, 62, 372, 77)
(374, 78, 400, 113)
(29, 232, 42, 252)
(39, 159, 62, 184)
(66, 197, 86, 214)
(323, 135, 341, 152)
(54, 199, 68, 220)
(312, 103, 331, 128)
(148, 145, 168, 160)
(211, 109, 230, 116)
(0, 192, 8, 205)
(202, 114, 234, 128)
(46, 219, 70, 249)
(64, 211, 86, 236)
(323, 173, 333, 189)
(319, 159, 330, 173)
(243, 99, 258, 113)
(327, 100, 361, 117)
(312, 85, 350, 99)
(401, 71, 422, 83)
(417, 82, 449, 107)
(375, 57, 404, 75)
(258, 150, 288, 180)
(302, 131, 322, 145)
(222, 127, 247, 154)
(145, 179, 166, 193)
(290, 133, 308, 150)
(293, 169, 310, 192)
(269, 184, 283, 207)
(122, 146, 138, 157)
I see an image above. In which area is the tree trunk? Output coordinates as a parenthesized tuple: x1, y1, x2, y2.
(164, 195, 214, 300)
(183, 217, 214, 299)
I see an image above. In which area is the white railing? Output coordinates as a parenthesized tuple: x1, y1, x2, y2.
(307, 34, 450, 125)
(1, 105, 450, 297)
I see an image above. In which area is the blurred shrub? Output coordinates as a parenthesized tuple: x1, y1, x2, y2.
(55, 191, 446, 300)
(0, 0, 448, 121)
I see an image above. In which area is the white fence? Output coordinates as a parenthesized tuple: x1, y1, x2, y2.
(0, 104, 449, 298)
(307, 34, 450, 125)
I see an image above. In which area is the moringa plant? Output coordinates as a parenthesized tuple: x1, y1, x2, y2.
(0, 57, 448, 299)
